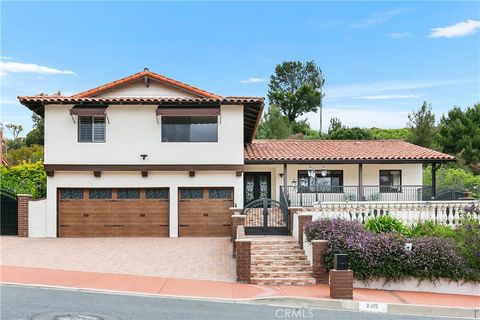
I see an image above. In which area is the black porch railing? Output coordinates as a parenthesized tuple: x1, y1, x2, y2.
(281, 185, 467, 207)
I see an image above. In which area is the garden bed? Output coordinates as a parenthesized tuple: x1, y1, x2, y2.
(353, 277, 479, 296)
(304, 210, 480, 285)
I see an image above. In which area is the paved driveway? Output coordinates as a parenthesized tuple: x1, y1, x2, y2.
(0, 236, 236, 282)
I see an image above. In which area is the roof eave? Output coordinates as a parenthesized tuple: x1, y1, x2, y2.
(244, 158, 456, 164)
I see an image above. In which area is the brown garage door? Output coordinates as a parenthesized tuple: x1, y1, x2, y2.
(58, 188, 169, 237)
(178, 187, 233, 237)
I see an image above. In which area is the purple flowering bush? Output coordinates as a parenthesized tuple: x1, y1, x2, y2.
(454, 217, 480, 273)
(304, 218, 478, 282)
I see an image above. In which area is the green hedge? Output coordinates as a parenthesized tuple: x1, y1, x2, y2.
(0, 161, 46, 199)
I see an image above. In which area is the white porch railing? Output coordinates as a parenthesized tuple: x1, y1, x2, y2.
(305, 200, 480, 226)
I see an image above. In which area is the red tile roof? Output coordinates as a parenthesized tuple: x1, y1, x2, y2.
(244, 140, 455, 163)
(72, 69, 221, 99)
(17, 96, 263, 105)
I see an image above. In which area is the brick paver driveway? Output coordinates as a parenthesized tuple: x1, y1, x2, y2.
(0, 237, 235, 282)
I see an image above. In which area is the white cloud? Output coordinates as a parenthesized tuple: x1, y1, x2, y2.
(350, 9, 407, 28)
(0, 56, 13, 60)
(360, 94, 421, 100)
(387, 32, 411, 39)
(429, 20, 480, 38)
(0, 61, 75, 76)
(325, 79, 471, 100)
(239, 77, 266, 84)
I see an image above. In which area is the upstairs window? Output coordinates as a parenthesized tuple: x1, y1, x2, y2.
(78, 116, 105, 143)
(161, 116, 218, 142)
(379, 170, 402, 193)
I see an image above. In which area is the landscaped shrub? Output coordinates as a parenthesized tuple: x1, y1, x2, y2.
(304, 218, 478, 282)
(364, 215, 407, 235)
(454, 217, 480, 274)
(406, 237, 472, 281)
(0, 161, 46, 198)
(407, 220, 456, 239)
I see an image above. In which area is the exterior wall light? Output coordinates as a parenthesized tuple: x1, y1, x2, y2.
(140, 154, 148, 160)
(320, 166, 328, 177)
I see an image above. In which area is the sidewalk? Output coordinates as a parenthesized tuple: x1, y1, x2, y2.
(1, 265, 478, 310)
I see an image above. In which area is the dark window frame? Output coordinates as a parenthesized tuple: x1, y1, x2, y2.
(88, 188, 113, 200)
(161, 116, 218, 143)
(117, 188, 140, 200)
(60, 188, 84, 200)
(78, 115, 106, 143)
(179, 188, 204, 200)
(379, 170, 402, 193)
(208, 188, 233, 200)
(297, 170, 344, 193)
(145, 188, 169, 200)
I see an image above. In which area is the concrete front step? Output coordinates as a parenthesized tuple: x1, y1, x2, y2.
(250, 277, 317, 286)
(251, 265, 312, 272)
(251, 254, 308, 261)
(251, 249, 306, 256)
(251, 260, 311, 267)
(251, 271, 314, 279)
(251, 243, 301, 249)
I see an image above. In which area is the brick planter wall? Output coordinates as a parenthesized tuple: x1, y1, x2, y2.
(329, 269, 353, 299)
(235, 239, 251, 282)
(17, 194, 33, 237)
(297, 214, 312, 248)
(312, 240, 329, 284)
(231, 214, 246, 242)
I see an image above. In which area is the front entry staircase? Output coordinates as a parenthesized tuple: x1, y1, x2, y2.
(249, 238, 316, 286)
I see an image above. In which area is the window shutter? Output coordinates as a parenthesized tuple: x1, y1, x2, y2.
(93, 117, 106, 142)
(79, 117, 93, 142)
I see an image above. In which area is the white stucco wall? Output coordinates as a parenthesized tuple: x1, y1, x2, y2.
(44, 104, 244, 165)
(28, 199, 47, 237)
(43, 171, 243, 238)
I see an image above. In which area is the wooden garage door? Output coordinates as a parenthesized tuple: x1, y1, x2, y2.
(58, 188, 169, 237)
(178, 188, 233, 237)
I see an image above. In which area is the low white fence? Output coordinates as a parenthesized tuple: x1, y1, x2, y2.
(307, 200, 479, 226)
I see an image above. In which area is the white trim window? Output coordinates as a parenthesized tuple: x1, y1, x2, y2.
(78, 116, 106, 143)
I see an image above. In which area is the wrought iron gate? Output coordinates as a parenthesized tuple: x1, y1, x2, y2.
(1, 188, 18, 235)
(242, 198, 290, 235)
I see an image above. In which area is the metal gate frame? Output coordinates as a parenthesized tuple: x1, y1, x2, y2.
(242, 198, 290, 235)
(1, 188, 18, 235)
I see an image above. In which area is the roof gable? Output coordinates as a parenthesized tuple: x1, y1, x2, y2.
(73, 69, 220, 99)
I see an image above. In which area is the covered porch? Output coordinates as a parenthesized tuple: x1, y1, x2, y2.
(243, 140, 458, 208)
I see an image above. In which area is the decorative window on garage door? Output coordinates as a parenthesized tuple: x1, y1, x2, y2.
(180, 188, 203, 199)
(89, 189, 112, 199)
(117, 188, 140, 199)
(145, 188, 169, 199)
(60, 189, 83, 199)
(208, 189, 232, 199)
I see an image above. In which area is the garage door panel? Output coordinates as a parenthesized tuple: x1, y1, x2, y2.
(179, 226, 231, 237)
(178, 187, 233, 237)
(59, 188, 169, 237)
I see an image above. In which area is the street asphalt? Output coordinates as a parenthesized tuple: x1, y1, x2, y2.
(0, 284, 463, 320)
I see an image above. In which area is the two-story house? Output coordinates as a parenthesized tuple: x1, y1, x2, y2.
(19, 69, 455, 238)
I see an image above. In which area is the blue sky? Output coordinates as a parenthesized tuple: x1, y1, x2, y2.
(1, 1, 479, 138)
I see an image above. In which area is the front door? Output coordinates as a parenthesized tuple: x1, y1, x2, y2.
(244, 172, 271, 206)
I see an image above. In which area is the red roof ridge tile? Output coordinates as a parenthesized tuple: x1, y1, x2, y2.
(71, 70, 221, 99)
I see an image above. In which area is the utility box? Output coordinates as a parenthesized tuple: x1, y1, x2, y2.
(334, 254, 349, 270)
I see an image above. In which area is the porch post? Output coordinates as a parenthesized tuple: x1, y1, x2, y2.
(358, 163, 363, 201)
(431, 162, 437, 199)
(283, 163, 288, 194)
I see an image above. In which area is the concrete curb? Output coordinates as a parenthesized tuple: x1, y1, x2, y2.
(2, 282, 479, 319)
